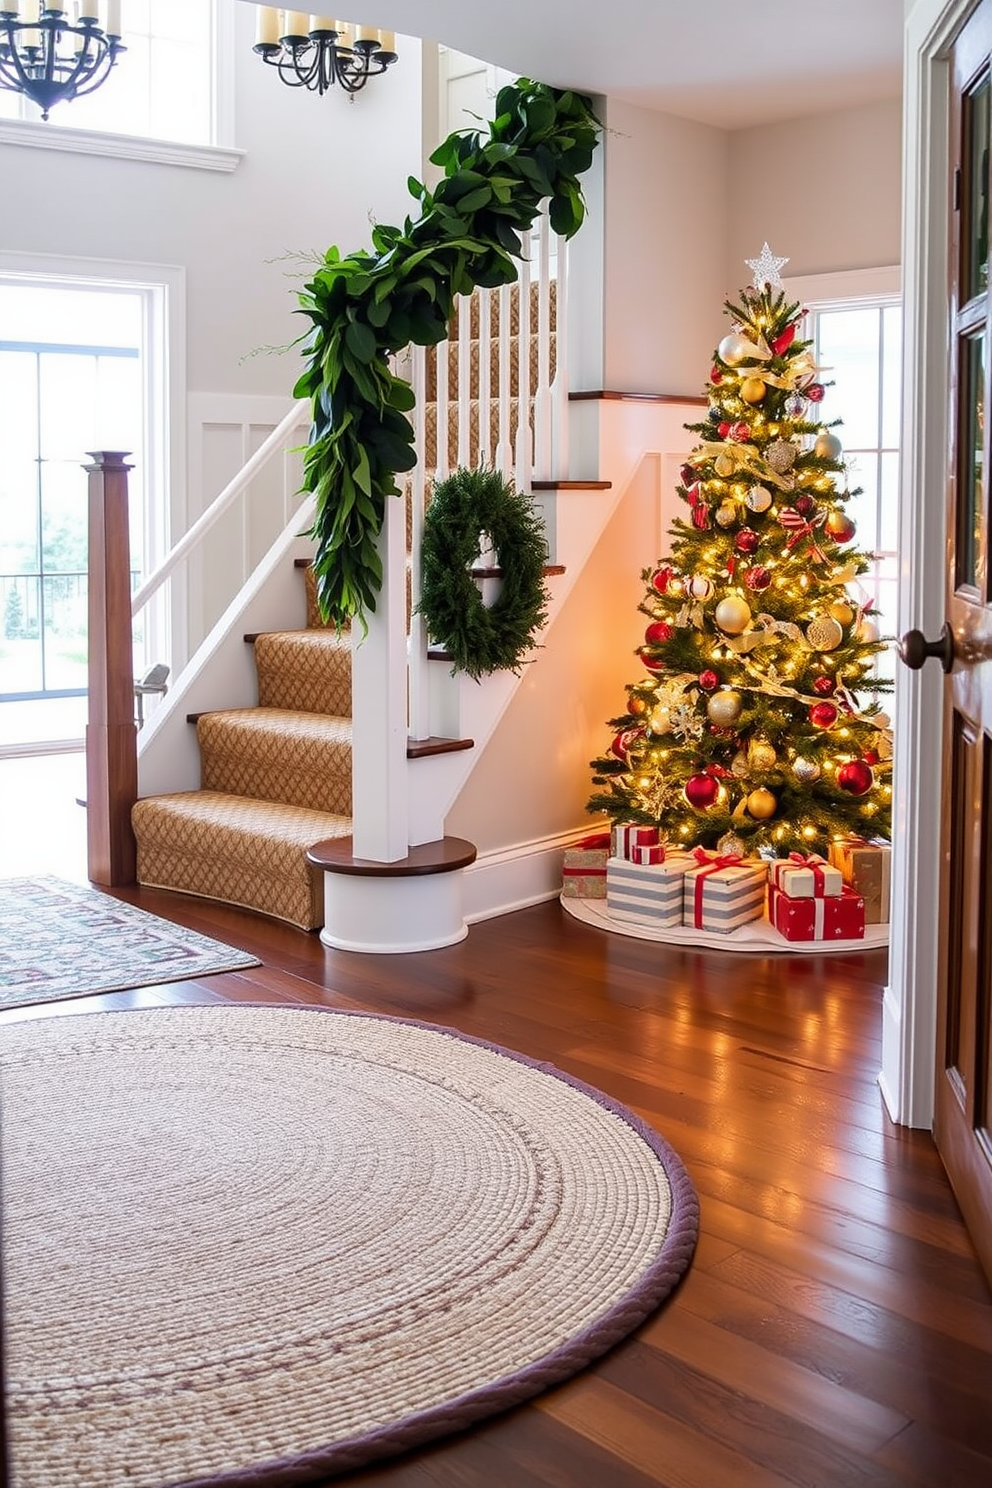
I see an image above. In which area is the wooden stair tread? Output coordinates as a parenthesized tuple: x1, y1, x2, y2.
(307, 835, 477, 877)
(406, 736, 474, 758)
(531, 479, 612, 490)
(469, 564, 565, 578)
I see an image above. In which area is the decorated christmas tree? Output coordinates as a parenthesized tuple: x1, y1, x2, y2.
(588, 245, 893, 858)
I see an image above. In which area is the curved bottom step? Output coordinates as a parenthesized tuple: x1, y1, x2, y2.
(307, 836, 477, 954)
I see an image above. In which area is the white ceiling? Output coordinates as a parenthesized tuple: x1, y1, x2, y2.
(240, 1, 905, 129)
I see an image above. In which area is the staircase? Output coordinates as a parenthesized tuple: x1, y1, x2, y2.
(128, 268, 565, 932)
(131, 566, 352, 929)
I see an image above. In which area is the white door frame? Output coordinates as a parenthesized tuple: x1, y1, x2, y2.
(882, 0, 974, 1126)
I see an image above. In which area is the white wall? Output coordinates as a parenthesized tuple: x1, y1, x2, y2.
(727, 98, 903, 281)
(0, 6, 424, 401)
(601, 99, 730, 396)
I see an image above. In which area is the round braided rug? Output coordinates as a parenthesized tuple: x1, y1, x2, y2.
(0, 1005, 698, 1488)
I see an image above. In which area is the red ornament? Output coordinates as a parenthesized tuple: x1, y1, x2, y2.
(812, 676, 835, 696)
(610, 727, 642, 760)
(686, 482, 702, 505)
(692, 504, 712, 530)
(711, 366, 722, 383)
(772, 323, 797, 355)
(650, 566, 675, 594)
(644, 620, 674, 645)
(837, 759, 874, 796)
(827, 514, 857, 544)
(729, 421, 751, 442)
(806, 383, 825, 402)
(699, 669, 720, 691)
(863, 749, 879, 766)
(744, 565, 771, 591)
(735, 527, 760, 554)
(794, 494, 817, 517)
(809, 702, 839, 729)
(718, 421, 731, 437)
(679, 462, 695, 485)
(685, 773, 720, 809)
(639, 649, 668, 673)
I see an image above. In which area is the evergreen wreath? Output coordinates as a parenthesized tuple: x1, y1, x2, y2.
(417, 467, 550, 681)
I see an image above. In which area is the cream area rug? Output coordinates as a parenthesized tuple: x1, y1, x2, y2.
(0, 877, 259, 1008)
(0, 1004, 698, 1487)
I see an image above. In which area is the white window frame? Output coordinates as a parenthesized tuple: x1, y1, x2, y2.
(0, 248, 188, 676)
(0, 0, 241, 173)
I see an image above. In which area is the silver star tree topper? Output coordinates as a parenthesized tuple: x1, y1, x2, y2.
(745, 242, 789, 290)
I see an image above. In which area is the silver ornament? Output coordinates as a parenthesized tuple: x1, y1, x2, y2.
(805, 614, 844, 651)
(714, 595, 752, 634)
(815, 432, 843, 460)
(717, 832, 747, 857)
(718, 331, 752, 367)
(792, 756, 822, 783)
(715, 500, 738, 528)
(706, 688, 743, 725)
(766, 439, 798, 473)
(784, 392, 806, 418)
(688, 574, 714, 600)
(731, 751, 749, 778)
(714, 452, 735, 477)
(745, 484, 773, 513)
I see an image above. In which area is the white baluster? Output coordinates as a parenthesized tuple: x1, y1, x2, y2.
(497, 281, 512, 474)
(457, 292, 471, 468)
(478, 288, 492, 468)
(435, 317, 450, 481)
(515, 246, 533, 487)
(534, 210, 553, 480)
(552, 232, 569, 480)
(408, 343, 430, 740)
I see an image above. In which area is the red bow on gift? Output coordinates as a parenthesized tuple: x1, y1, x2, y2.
(690, 848, 744, 929)
(779, 507, 828, 563)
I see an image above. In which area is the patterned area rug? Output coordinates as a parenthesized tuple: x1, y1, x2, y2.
(1, 1004, 698, 1487)
(0, 876, 260, 1008)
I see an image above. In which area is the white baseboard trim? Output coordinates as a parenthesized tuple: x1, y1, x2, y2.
(463, 828, 586, 923)
(879, 982, 903, 1125)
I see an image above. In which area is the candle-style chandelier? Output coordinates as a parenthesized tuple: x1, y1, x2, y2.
(253, 10, 397, 97)
(0, 1, 125, 121)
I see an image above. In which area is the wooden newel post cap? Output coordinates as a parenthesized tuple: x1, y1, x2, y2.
(85, 450, 134, 474)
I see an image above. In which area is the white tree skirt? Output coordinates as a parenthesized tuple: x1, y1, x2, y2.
(560, 894, 889, 953)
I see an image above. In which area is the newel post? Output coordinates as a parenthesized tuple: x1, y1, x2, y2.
(86, 450, 137, 885)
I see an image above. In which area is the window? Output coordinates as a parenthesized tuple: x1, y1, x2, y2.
(0, 0, 237, 167)
(790, 269, 902, 686)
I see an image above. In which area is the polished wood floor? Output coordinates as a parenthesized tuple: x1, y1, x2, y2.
(4, 887, 992, 1487)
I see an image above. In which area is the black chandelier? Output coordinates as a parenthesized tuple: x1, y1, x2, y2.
(0, 2, 125, 121)
(254, 10, 397, 97)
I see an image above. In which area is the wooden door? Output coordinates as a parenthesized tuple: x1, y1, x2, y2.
(915, 0, 992, 1282)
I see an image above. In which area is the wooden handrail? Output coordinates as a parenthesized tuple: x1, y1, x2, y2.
(86, 450, 138, 886)
(130, 396, 311, 618)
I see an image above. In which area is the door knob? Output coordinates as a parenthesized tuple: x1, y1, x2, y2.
(898, 622, 954, 673)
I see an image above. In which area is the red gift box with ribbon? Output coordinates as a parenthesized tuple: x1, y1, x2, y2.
(562, 832, 611, 899)
(768, 882, 865, 941)
(682, 849, 767, 932)
(768, 852, 843, 899)
(611, 822, 661, 861)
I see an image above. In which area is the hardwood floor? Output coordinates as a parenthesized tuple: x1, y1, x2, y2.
(4, 887, 992, 1487)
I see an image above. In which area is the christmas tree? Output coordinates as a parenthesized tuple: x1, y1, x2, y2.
(588, 244, 893, 858)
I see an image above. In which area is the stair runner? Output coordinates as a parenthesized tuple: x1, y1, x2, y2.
(131, 568, 352, 930)
(132, 279, 556, 930)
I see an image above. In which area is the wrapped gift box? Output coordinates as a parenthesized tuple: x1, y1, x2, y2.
(768, 853, 842, 899)
(607, 852, 695, 927)
(683, 857, 767, 933)
(562, 833, 611, 899)
(630, 843, 665, 865)
(612, 822, 660, 861)
(768, 883, 865, 942)
(827, 839, 891, 924)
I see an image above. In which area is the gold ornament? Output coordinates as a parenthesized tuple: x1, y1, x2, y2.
(740, 377, 766, 404)
(649, 704, 672, 734)
(745, 484, 773, 513)
(667, 576, 685, 597)
(717, 831, 747, 856)
(815, 432, 843, 459)
(792, 756, 822, 783)
(805, 614, 844, 651)
(731, 750, 749, 778)
(827, 600, 854, 625)
(715, 499, 738, 528)
(714, 453, 735, 477)
(833, 561, 860, 583)
(857, 616, 880, 643)
(874, 713, 891, 730)
(746, 787, 778, 819)
(714, 595, 752, 634)
(747, 738, 777, 770)
(825, 508, 852, 535)
(706, 689, 743, 725)
(766, 439, 797, 474)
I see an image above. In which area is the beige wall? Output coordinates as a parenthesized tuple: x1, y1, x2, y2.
(726, 97, 903, 282)
(600, 98, 731, 397)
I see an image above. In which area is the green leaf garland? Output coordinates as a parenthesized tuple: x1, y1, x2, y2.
(295, 80, 599, 630)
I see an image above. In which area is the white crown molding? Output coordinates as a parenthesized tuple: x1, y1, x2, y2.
(0, 118, 243, 172)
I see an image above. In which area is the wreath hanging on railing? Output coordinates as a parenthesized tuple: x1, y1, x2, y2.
(417, 467, 550, 681)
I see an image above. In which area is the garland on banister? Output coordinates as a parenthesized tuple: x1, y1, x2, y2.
(294, 79, 600, 630)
